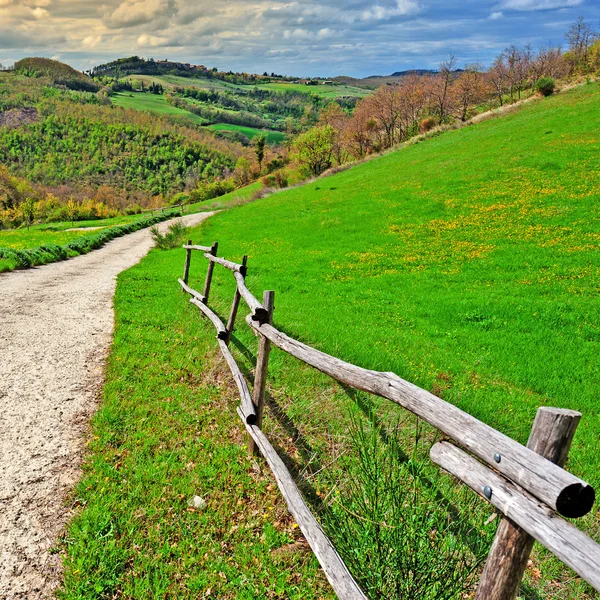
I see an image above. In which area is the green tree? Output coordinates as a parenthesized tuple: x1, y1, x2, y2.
(254, 134, 266, 173)
(21, 197, 36, 228)
(294, 125, 336, 177)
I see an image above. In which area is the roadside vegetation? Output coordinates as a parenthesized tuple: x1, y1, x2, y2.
(0, 211, 179, 272)
(61, 80, 600, 599)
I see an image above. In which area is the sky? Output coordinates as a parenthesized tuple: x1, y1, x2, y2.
(0, 0, 598, 77)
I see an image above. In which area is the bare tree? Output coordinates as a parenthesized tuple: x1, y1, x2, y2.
(505, 45, 531, 99)
(318, 102, 349, 165)
(343, 100, 377, 158)
(566, 16, 598, 68)
(531, 45, 569, 81)
(428, 55, 457, 124)
(454, 65, 490, 121)
(487, 56, 508, 106)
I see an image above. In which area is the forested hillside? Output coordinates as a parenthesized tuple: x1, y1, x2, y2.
(0, 67, 249, 227)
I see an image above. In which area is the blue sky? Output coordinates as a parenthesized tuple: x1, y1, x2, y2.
(0, 0, 598, 77)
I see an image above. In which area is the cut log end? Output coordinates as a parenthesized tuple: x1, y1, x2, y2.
(251, 308, 270, 324)
(556, 483, 595, 519)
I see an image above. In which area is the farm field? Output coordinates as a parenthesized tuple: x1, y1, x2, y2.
(127, 74, 369, 98)
(61, 83, 600, 599)
(111, 92, 206, 124)
(206, 123, 285, 143)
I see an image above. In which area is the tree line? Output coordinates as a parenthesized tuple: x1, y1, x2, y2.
(292, 18, 600, 176)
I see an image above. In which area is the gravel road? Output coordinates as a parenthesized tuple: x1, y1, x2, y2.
(0, 212, 214, 599)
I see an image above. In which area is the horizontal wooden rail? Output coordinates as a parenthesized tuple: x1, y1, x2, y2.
(245, 317, 594, 519)
(238, 407, 368, 600)
(234, 271, 269, 323)
(180, 282, 256, 424)
(183, 244, 214, 252)
(204, 253, 246, 274)
(431, 441, 600, 592)
(178, 278, 206, 303)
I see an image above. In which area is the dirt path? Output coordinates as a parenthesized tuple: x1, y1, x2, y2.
(0, 212, 214, 599)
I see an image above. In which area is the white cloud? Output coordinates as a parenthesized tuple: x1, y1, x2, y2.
(137, 33, 170, 47)
(489, 11, 504, 19)
(360, 0, 421, 22)
(105, 0, 177, 29)
(495, 0, 582, 10)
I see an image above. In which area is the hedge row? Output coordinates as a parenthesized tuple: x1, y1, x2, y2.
(0, 211, 180, 272)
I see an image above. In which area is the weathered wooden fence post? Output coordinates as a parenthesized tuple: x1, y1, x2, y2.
(475, 407, 582, 600)
(225, 255, 247, 345)
(248, 290, 275, 455)
(182, 239, 192, 292)
(202, 242, 218, 304)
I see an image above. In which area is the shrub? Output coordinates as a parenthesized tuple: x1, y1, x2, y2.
(535, 77, 556, 97)
(189, 179, 236, 203)
(419, 117, 437, 134)
(150, 220, 190, 250)
(123, 204, 142, 216)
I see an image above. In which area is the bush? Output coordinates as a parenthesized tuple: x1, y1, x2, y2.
(189, 179, 236, 203)
(150, 220, 190, 250)
(535, 77, 556, 97)
(123, 204, 142, 216)
(419, 117, 437, 134)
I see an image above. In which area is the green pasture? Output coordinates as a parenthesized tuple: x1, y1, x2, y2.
(60, 84, 600, 599)
(111, 92, 205, 124)
(206, 123, 285, 143)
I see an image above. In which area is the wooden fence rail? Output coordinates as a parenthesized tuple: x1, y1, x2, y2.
(179, 242, 599, 600)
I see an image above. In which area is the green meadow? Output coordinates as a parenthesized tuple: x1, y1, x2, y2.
(111, 92, 206, 124)
(61, 84, 600, 599)
(206, 123, 286, 143)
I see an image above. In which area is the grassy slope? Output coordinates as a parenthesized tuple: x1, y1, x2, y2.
(207, 124, 285, 144)
(61, 84, 600, 599)
(199, 84, 600, 485)
(111, 92, 205, 124)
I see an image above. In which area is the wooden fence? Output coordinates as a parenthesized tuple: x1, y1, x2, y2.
(178, 241, 599, 600)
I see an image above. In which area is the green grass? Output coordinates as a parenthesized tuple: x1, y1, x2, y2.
(0, 215, 140, 251)
(111, 92, 205, 124)
(186, 83, 600, 596)
(207, 124, 285, 144)
(0, 213, 178, 272)
(61, 84, 600, 599)
(253, 82, 369, 98)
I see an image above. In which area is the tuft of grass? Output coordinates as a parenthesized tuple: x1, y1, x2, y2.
(326, 416, 494, 600)
(150, 220, 190, 249)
